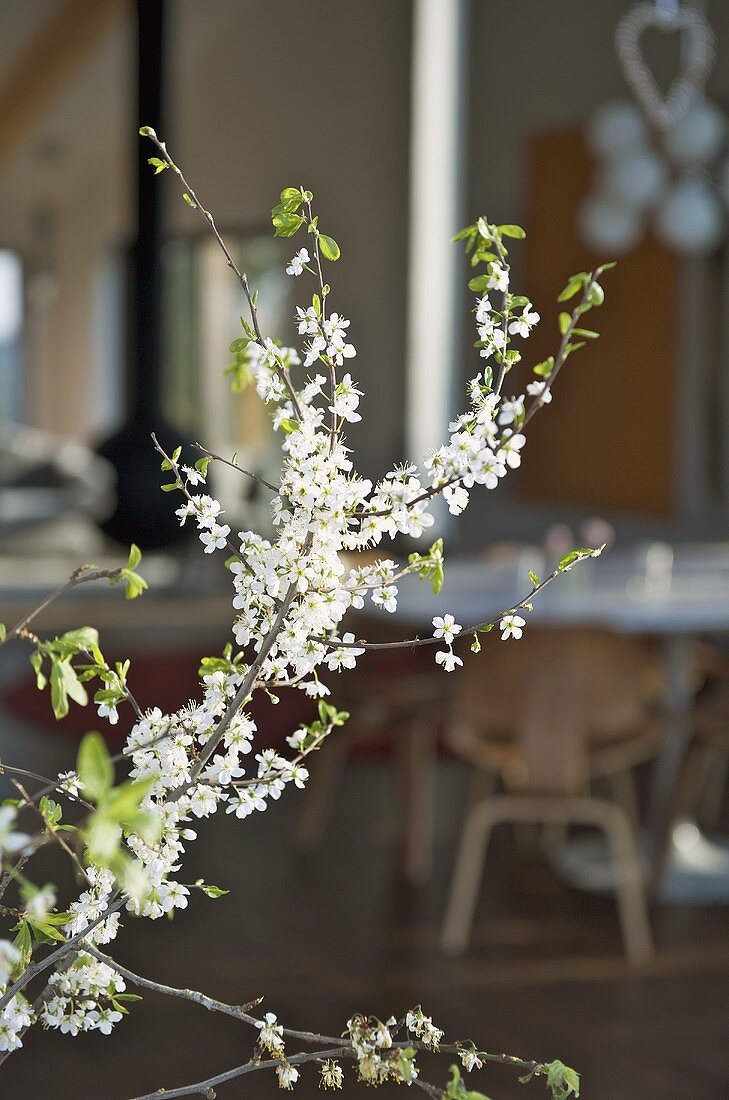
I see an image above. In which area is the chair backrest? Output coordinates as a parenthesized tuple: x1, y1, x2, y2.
(447, 629, 659, 796)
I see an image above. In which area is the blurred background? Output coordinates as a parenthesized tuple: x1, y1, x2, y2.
(2, 0, 729, 1096)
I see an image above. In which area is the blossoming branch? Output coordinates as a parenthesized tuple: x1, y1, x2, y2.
(0, 125, 613, 1098)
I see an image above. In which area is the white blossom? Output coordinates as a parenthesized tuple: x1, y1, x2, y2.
(286, 248, 310, 276)
(500, 613, 526, 640)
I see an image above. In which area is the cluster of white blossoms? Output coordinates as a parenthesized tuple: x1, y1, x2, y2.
(0, 214, 544, 1044)
(0, 175, 599, 1100)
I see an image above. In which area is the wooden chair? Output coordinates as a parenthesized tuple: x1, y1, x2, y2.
(441, 630, 659, 963)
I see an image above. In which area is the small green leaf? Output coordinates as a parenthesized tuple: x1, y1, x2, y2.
(200, 883, 229, 899)
(468, 275, 490, 293)
(279, 418, 300, 434)
(532, 356, 555, 379)
(127, 544, 142, 571)
(528, 570, 540, 585)
(272, 211, 304, 238)
(588, 282, 605, 306)
(498, 223, 526, 239)
(545, 1060, 580, 1099)
(11, 921, 32, 972)
(182, 192, 197, 209)
(558, 312, 571, 335)
(77, 731, 114, 802)
(30, 650, 47, 690)
(319, 233, 340, 261)
(0, 624, 5, 642)
(138, 125, 156, 138)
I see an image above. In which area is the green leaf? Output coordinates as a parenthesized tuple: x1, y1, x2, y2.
(127, 544, 142, 570)
(545, 1060, 580, 1099)
(11, 921, 32, 972)
(564, 341, 586, 357)
(572, 328, 599, 339)
(528, 570, 540, 586)
(557, 545, 604, 573)
(182, 192, 197, 209)
(30, 650, 46, 690)
(558, 312, 571, 335)
(498, 223, 526, 239)
(557, 283, 581, 303)
(54, 627, 99, 656)
(200, 883, 229, 899)
(26, 917, 66, 942)
(228, 337, 249, 354)
(279, 418, 300, 434)
(319, 233, 340, 261)
(147, 156, 167, 175)
(588, 282, 605, 306)
(106, 779, 152, 822)
(50, 660, 88, 719)
(532, 356, 554, 379)
(138, 125, 156, 138)
(272, 211, 304, 237)
(122, 567, 148, 601)
(468, 275, 490, 293)
(77, 731, 114, 802)
(0, 623, 5, 642)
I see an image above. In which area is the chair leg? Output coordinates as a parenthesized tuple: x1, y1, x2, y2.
(696, 746, 729, 831)
(441, 800, 501, 955)
(606, 768, 641, 829)
(584, 799, 654, 964)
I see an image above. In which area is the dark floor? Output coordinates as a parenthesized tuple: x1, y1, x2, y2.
(6, 749, 729, 1100)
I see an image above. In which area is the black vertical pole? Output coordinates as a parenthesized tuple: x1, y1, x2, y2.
(131, 0, 164, 423)
(98, 0, 188, 548)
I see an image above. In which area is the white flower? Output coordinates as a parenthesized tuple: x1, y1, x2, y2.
(508, 302, 540, 338)
(276, 1063, 299, 1089)
(459, 1047, 483, 1072)
(498, 432, 526, 470)
(295, 305, 319, 335)
(181, 464, 205, 486)
(86, 1007, 123, 1034)
(526, 379, 552, 403)
(0, 806, 29, 856)
(432, 614, 461, 645)
(97, 701, 119, 725)
(500, 613, 526, 640)
(199, 523, 231, 554)
(286, 248, 310, 276)
(498, 395, 525, 426)
(24, 884, 56, 921)
(435, 649, 463, 672)
(487, 262, 509, 292)
(58, 771, 83, 798)
(320, 1059, 344, 1089)
(0, 941, 21, 986)
(255, 1011, 285, 1054)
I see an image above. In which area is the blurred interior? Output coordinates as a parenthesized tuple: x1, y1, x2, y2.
(3, 1, 729, 1096)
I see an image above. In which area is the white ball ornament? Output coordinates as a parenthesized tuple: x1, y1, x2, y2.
(603, 148, 668, 210)
(586, 100, 649, 160)
(654, 175, 725, 255)
(578, 191, 644, 254)
(663, 99, 728, 167)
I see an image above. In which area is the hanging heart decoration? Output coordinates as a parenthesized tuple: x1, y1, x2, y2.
(615, 2, 715, 131)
